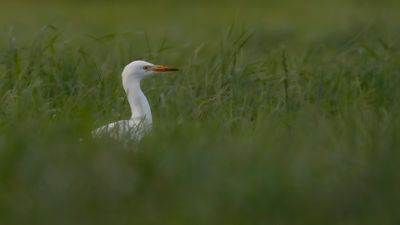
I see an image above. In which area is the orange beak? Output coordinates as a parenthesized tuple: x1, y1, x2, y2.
(150, 65, 179, 72)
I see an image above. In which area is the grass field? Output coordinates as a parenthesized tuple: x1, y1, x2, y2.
(0, 0, 400, 224)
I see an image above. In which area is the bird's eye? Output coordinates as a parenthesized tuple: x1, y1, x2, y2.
(143, 66, 150, 70)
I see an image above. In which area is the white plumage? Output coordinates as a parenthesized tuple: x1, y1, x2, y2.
(92, 60, 178, 140)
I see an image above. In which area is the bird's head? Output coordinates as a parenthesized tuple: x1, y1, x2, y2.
(122, 60, 178, 81)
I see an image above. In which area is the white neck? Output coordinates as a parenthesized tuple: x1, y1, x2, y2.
(122, 77, 152, 125)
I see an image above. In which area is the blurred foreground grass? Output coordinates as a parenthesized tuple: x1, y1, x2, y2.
(0, 0, 400, 224)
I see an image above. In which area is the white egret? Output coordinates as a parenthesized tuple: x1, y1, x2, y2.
(92, 60, 178, 139)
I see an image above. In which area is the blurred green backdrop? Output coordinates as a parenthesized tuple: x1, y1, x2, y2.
(0, 0, 399, 225)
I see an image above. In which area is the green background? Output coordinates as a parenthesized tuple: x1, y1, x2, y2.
(0, 0, 399, 224)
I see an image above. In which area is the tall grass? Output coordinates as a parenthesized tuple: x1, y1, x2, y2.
(0, 1, 400, 224)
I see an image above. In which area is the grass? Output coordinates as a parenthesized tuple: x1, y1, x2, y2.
(0, 0, 400, 224)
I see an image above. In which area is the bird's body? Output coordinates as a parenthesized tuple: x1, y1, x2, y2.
(92, 118, 150, 140)
(92, 60, 178, 140)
